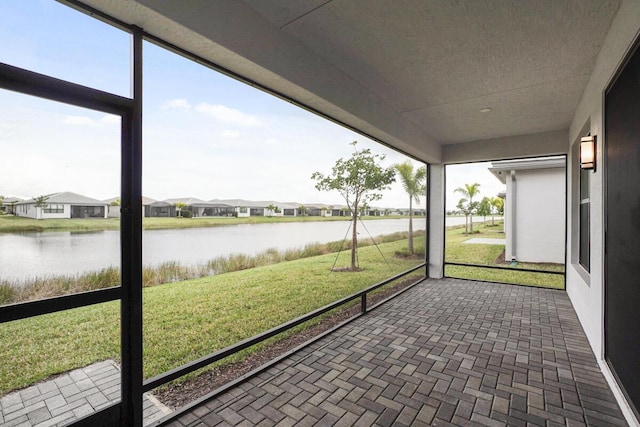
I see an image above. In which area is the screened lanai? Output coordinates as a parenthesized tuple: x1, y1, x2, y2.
(1, 1, 639, 426)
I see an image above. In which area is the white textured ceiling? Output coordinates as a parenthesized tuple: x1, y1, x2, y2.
(73, 0, 622, 161)
(242, 0, 620, 144)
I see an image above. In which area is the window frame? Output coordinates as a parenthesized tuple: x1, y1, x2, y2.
(43, 204, 64, 213)
(579, 164, 591, 272)
(0, 24, 142, 425)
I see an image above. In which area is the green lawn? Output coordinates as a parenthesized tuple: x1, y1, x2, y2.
(0, 221, 566, 396)
(0, 239, 424, 395)
(445, 221, 564, 289)
(0, 214, 418, 233)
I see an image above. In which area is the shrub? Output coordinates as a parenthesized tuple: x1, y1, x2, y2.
(394, 245, 426, 258)
(180, 210, 192, 218)
(0, 282, 16, 305)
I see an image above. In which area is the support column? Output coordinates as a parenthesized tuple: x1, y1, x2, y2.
(505, 170, 516, 261)
(428, 164, 445, 278)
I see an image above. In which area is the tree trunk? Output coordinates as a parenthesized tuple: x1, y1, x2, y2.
(469, 215, 473, 232)
(464, 214, 468, 234)
(351, 212, 358, 269)
(408, 197, 414, 255)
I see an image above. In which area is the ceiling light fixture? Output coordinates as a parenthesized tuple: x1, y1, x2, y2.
(479, 107, 492, 113)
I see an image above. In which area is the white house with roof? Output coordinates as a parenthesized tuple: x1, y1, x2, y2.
(213, 199, 290, 217)
(0, 197, 22, 215)
(164, 197, 226, 217)
(104, 196, 161, 218)
(489, 157, 566, 264)
(278, 202, 300, 217)
(15, 192, 108, 219)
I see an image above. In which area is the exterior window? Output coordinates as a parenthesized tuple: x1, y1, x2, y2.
(579, 165, 590, 271)
(43, 204, 64, 213)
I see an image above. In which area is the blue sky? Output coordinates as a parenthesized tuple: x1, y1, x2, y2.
(0, 1, 504, 209)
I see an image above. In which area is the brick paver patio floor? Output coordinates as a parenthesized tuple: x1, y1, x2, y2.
(0, 360, 170, 427)
(163, 278, 628, 426)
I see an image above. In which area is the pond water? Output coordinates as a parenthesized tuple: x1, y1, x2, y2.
(0, 218, 432, 282)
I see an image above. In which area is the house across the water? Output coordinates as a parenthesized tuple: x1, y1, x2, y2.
(15, 192, 108, 219)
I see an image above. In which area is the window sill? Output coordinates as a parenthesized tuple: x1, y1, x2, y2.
(572, 262, 591, 286)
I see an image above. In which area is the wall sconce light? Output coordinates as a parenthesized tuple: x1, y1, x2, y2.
(580, 135, 596, 171)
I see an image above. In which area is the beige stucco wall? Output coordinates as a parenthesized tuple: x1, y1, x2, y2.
(512, 168, 566, 264)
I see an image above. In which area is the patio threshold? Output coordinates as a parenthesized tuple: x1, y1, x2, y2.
(157, 278, 627, 426)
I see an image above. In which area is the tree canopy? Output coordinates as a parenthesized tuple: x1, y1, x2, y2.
(489, 197, 504, 225)
(34, 195, 48, 208)
(477, 197, 492, 221)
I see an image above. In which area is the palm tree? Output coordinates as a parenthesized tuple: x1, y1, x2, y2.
(454, 183, 481, 233)
(489, 197, 504, 226)
(174, 202, 187, 217)
(394, 162, 427, 255)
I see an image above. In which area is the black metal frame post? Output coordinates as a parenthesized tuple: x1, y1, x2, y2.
(120, 27, 144, 427)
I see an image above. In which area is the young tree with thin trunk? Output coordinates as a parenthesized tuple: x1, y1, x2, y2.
(477, 197, 491, 225)
(34, 195, 48, 220)
(312, 141, 396, 270)
(457, 198, 470, 234)
(394, 161, 427, 255)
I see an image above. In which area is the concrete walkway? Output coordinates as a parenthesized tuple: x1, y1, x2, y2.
(163, 279, 628, 426)
(0, 360, 171, 427)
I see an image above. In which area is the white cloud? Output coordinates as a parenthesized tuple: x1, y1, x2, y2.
(445, 162, 506, 210)
(100, 115, 121, 125)
(63, 114, 120, 127)
(64, 115, 96, 126)
(195, 103, 263, 127)
(220, 129, 240, 139)
(160, 98, 191, 110)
